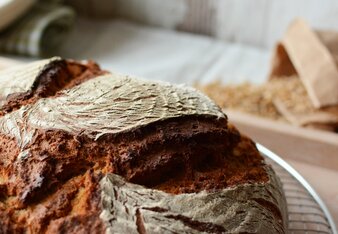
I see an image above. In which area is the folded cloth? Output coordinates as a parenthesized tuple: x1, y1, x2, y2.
(0, 3, 75, 57)
(0, 0, 36, 31)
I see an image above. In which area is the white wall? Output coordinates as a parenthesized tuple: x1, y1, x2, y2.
(67, 0, 338, 48)
(215, 0, 338, 48)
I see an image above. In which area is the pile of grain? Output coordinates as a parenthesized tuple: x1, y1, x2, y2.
(197, 76, 313, 120)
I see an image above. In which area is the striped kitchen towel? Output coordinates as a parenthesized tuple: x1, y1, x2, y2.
(0, 2, 75, 57)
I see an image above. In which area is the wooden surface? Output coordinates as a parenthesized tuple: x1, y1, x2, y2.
(56, 20, 270, 85)
(226, 110, 338, 171)
(227, 110, 338, 228)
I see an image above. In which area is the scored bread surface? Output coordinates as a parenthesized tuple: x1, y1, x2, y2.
(0, 58, 287, 233)
(100, 166, 286, 234)
(0, 73, 224, 144)
(0, 58, 61, 108)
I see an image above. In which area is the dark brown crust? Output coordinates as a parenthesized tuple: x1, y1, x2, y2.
(0, 60, 106, 117)
(0, 114, 268, 233)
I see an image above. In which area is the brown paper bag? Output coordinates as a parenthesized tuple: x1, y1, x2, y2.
(268, 19, 338, 131)
(269, 19, 338, 108)
(273, 98, 338, 131)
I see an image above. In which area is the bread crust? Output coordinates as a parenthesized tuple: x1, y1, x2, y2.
(0, 59, 287, 233)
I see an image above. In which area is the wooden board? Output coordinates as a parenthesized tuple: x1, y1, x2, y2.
(226, 110, 338, 171)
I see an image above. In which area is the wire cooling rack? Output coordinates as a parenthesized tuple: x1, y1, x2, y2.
(258, 144, 337, 234)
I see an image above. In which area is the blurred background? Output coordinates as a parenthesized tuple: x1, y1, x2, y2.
(1, 0, 338, 84)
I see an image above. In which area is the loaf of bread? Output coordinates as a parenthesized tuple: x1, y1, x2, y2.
(0, 58, 287, 233)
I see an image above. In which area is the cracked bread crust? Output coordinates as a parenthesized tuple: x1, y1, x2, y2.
(0, 59, 287, 233)
(0, 57, 105, 117)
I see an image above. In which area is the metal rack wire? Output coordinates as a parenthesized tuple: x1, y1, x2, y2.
(258, 144, 337, 234)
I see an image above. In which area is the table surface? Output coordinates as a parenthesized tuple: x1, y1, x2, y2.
(6, 19, 271, 85)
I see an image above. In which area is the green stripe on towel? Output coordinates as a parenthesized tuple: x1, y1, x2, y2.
(0, 3, 75, 57)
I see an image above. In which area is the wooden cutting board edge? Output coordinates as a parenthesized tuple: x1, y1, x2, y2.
(226, 110, 338, 171)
